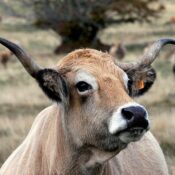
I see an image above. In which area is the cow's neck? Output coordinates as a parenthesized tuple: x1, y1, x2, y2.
(30, 105, 113, 175)
(53, 106, 116, 175)
(52, 106, 107, 175)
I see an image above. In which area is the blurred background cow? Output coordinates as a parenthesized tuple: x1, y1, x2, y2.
(109, 42, 126, 60)
(0, 50, 13, 68)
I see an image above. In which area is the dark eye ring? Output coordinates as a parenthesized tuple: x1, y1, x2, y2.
(76, 81, 92, 93)
(128, 79, 133, 86)
(127, 79, 133, 96)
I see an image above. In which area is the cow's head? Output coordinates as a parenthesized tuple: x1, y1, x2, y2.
(0, 38, 174, 157)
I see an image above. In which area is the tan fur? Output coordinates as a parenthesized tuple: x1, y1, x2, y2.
(0, 49, 169, 175)
(170, 16, 175, 24)
(0, 50, 13, 68)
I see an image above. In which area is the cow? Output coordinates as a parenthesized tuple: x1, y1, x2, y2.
(109, 42, 126, 60)
(0, 50, 13, 68)
(0, 38, 175, 175)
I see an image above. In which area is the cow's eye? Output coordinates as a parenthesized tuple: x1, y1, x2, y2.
(76, 81, 92, 93)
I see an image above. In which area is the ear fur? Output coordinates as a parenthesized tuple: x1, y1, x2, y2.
(127, 67, 156, 97)
(35, 69, 69, 103)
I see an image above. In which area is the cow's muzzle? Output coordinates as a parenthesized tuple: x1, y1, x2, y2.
(109, 103, 150, 144)
(121, 106, 149, 131)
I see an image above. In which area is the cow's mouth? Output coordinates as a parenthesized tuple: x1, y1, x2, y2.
(96, 127, 147, 152)
(117, 126, 149, 144)
(95, 123, 149, 153)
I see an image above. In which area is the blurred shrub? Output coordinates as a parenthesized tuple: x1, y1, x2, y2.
(24, 0, 164, 53)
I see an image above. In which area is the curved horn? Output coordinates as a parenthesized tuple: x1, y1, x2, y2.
(0, 38, 42, 77)
(117, 38, 175, 71)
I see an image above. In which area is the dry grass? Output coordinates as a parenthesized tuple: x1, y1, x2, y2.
(136, 74, 175, 174)
(0, 1, 175, 174)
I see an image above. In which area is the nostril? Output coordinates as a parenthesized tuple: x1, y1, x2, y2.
(121, 108, 134, 121)
(121, 106, 149, 130)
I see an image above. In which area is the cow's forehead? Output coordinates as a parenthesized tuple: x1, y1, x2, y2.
(57, 48, 124, 78)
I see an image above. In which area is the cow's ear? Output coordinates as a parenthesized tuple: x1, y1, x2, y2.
(126, 67, 156, 97)
(35, 69, 69, 103)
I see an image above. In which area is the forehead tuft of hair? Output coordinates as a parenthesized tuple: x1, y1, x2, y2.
(56, 49, 121, 77)
(58, 49, 114, 67)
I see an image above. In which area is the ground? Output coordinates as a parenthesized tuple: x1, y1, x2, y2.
(0, 1, 175, 174)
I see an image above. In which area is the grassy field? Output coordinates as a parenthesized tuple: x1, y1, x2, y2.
(0, 1, 175, 174)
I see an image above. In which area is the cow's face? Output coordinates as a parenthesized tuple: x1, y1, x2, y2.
(48, 49, 152, 153)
